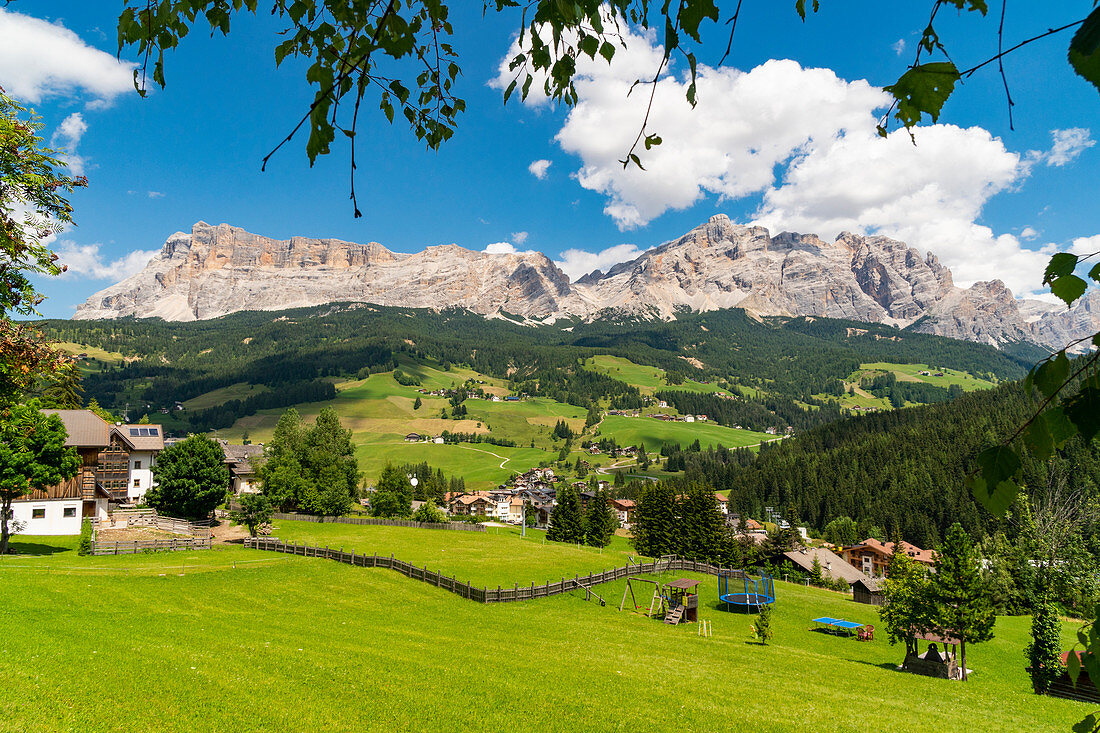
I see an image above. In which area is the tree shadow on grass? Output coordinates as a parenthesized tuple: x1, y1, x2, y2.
(846, 659, 904, 673)
(5, 541, 73, 556)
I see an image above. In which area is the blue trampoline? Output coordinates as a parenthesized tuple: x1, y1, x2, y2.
(718, 570, 775, 612)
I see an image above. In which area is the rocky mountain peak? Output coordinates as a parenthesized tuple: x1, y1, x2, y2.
(73, 218, 1099, 352)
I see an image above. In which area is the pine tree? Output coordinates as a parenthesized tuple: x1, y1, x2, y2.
(585, 487, 615, 548)
(632, 483, 677, 558)
(752, 603, 773, 644)
(413, 396, 422, 410)
(931, 523, 996, 681)
(1026, 593, 1063, 693)
(547, 485, 585, 544)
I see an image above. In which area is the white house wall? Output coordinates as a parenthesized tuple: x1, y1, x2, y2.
(127, 450, 157, 500)
(11, 499, 83, 536)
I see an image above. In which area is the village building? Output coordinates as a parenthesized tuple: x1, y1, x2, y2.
(17, 410, 114, 534)
(220, 441, 265, 494)
(840, 537, 934, 577)
(112, 424, 165, 500)
(714, 493, 729, 515)
(852, 577, 886, 605)
(404, 432, 421, 443)
(783, 546, 871, 586)
(608, 498, 635, 528)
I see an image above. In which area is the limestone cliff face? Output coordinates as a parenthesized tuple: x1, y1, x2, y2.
(75, 222, 581, 322)
(75, 217, 1099, 352)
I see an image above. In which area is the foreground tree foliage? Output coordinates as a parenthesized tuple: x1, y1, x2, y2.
(931, 523, 996, 681)
(0, 402, 80, 554)
(1026, 594, 1063, 694)
(371, 463, 414, 518)
(147, 434, 230, 519)
(0, 88, 87, 405)
(879, 544, 933, 658)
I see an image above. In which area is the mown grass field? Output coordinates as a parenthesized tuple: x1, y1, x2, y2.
(0, 530, 1083, 732)
(596, 415, 776, 452)
(583, 355, 726, 395)
(849, 362, 996, 391)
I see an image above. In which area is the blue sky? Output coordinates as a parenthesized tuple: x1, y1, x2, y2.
(2, 2, 1097, 318)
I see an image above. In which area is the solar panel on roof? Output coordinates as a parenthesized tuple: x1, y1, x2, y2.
(129, 428, 140, 436)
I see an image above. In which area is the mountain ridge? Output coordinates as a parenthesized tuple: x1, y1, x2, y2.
(75, 215, 1099, 352)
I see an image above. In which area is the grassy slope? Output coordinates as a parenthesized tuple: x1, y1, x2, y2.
(0, 533, 1082, 733)
(584, 355, 725, 395)
(597, 415, 776, 452)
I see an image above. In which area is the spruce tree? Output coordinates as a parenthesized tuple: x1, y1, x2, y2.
(585, 487, 615, 548)
(931, 523, 996, 681)
(547, 485, 584, 544)
(632, 482, 677, 558)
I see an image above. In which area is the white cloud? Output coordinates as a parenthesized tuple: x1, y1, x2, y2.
(1070, 235, 1100, 257)
(0, 9, 136, 106)
(1020, 226, 1039, 240)
(495, 27, 1086, 296)
(528, 159, 552, 179)
(554, 243, 649, 281)
(484, 242, 518, 254)
(49, 112, 88, 175)
(892, 39, 906, 56)
(147, 191, 165, 199)
(1045, 128, 1094, 166)
(510, 231, 529, 245)
(53, 241, 157, 280)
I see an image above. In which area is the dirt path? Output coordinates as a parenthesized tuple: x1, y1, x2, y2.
(455, 444, 510, 469)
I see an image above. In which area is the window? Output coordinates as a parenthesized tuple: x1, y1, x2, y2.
(134, 460, 142, 469)
(133, 478, 141, 488)
(63, 507, 76, 518)
(31, 508, 45, 519)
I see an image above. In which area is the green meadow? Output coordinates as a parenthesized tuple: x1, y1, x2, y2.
(584, 354, 727, 395)
(849, 362, 997, 391)
(596, 415, 776, 452)
(0, 529, 1083, 733)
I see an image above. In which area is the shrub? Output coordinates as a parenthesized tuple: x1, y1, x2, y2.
(77, 518, 93, 556)
(413, 502, 447, 524)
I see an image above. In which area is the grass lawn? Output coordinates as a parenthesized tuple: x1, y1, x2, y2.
(54, 341, 126, 364)
(597, 414, 776, 452)
(850, 362, 996, 392)
(182, 382, 269, 410)
(0, 533, 1083, 732)
(584, 355, 725, 395)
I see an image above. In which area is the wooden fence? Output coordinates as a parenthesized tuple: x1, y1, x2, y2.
(91, 537, 213, 556)
(270, 512, 486, 532)
(244, 538, 735, 604)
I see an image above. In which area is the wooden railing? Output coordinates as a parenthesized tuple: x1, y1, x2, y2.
(270, 511, 486, 532)
(244, 538, 734, 604)
(90, 537, 213, 556)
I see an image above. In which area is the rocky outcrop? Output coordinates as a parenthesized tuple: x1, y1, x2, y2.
(75, 217, 1100, 353)
(75, 222, 583, 322)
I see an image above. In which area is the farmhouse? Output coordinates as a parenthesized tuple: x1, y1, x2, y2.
(840, 538, 934, 577)
(17, 410, 114, 534)
(448, 493, 494, 516)
(111, 423, 165, 500)
(220, 441, 265, 494)
(404, 433, 422, 443)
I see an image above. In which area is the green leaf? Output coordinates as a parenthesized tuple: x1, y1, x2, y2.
(1023, 416, 1053, 461)
(1045, 406, 1078, 448)
(795, 0, 820, 22)
(1064, 381, 1100, 442)
(679, 0, 719, 41)
(503, 79, 517, 104)
(1069, 647, 1082, 686)
(1031, 351, 1070, 398)
(1051, 274, 1089, 306)
(884, 62, 961, 128)
(1044, 252, 1080, 284)
(1071, 713, 1097, 733)
(578, 34, 598, 59)
(978, 445, 1021, 486)
(1090, 262, 1100, 283)
(599, 41, 615, 64)
(967, 475, 1020, 516)
(1069, 8, 1100, 97)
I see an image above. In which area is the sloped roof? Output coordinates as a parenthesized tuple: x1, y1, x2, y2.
(114, 424, 165, 452)
(784, 546, 871, 585)
(40, 409, 110, 448)
(849, 537, 934, 565)
(220, 441, 264, 475)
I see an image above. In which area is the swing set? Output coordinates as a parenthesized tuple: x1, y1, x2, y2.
(619, 577, 669, 618)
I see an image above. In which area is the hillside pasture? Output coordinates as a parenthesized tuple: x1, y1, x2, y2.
(584, 355, 725, 395)
(597, 415, 776, 452)
(0, 533, 1082, 733)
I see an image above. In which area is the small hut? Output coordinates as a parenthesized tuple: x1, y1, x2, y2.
(852, 577, 885, 606)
